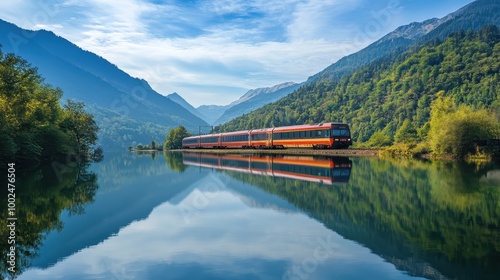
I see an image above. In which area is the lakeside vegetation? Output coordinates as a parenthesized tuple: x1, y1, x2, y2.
(0, 49, 101, 169)
(217, 26, 500, 160)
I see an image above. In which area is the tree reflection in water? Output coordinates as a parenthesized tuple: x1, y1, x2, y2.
(0, 164, 99, 279)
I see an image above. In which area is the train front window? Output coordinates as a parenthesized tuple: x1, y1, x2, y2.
(332, 128, 350, 137)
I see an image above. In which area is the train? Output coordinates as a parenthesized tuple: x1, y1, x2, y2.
(182, 122, 352, 149)
(182, 152, 352, 185)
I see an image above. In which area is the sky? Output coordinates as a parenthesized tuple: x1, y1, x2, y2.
(0, 0, 475, 107)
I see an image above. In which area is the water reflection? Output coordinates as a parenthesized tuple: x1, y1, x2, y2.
(6, 152, 500, 280)
(182, 152, 352, 185)
(0, 164, 99, 279)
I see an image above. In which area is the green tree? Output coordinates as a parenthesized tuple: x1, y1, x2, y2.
(366, 131, 392, 148)
(0, 50, 100, 168)
(151, 140, 157, 150)
(60, 100, 99, 159)
(164, 126, 190, 150)
(428, 95, 499, 158)
(394, 119, 418, 143)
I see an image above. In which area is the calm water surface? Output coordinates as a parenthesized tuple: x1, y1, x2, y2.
(2, 151, 500, 280)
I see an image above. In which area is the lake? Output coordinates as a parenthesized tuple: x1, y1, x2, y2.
(2, 151, 499, 280)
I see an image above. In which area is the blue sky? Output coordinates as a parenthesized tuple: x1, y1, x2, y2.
(0, 0, 475, 106)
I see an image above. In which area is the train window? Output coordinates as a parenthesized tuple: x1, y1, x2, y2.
(332, 129, 350, 136)
(317, 130, 322, 136)
(299, 131, 304, 138)
(252, 134, 266, 140)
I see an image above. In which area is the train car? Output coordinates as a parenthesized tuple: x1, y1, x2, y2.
(200, 133, 221, 148)
(182, 135, 200, 149)
(220, 130, 251, 148)
(249, 128, 273, 148)
(271, 122, 351, 149)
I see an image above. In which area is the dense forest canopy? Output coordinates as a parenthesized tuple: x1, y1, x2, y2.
(220, 26, 500, 147)
(0, 49, 101, 169)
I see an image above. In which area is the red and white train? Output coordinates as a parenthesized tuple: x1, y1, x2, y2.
(182, 122, 352, 149)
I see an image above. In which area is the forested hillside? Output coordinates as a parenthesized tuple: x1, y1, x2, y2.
(306, 0, 500, 84)
(221, 26, 500, 144)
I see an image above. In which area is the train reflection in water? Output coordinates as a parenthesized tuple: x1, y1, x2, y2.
(182, 152, 352, 185)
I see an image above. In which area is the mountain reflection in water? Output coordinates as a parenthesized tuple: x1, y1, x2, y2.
(4, 152, 499, 280)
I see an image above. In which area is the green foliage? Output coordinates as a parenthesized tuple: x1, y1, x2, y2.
(428, 98, 499, 158)
(164, 151, 188, 173)
(366, 131, 392, 148)
(164, 125, 190, 150)
(0, 49, 100, 168)
(394, 119, 418, 143)
(61, 100, 99, 157)
(220, 26, 500, 151)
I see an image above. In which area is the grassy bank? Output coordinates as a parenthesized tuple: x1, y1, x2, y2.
(171, 148, 380, 157)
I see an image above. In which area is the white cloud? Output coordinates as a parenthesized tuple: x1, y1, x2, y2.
(287, 0, 362, 41)
(1, 0, 472, 106)
(0, 0, 371, 106)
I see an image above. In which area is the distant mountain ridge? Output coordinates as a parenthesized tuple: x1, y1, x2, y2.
(181, 82, 300, 125)
(196, 104, 230, 125)
(214, 82, 300, 125)
(166, 92, 208, 123)
(307, 18, 448, 83)
(312, 0, 500, 84)
(0, 19, 209, 149)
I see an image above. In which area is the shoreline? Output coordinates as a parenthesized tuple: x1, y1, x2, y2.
(168, 148, 380, 157)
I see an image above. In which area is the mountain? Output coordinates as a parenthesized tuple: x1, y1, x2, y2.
(306, 18, 446, 84)
(216, 0, 500, 129)
(195, 82, 300, 125)
(196, 104, 231, 125)
(220, 0, 500, 143)
(417, 0, 500, 43)
(166, 92, 208, 123)
(0, 19, 209, 150)
(307, 0, 500, 84)
(214, 82, 301, 125)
